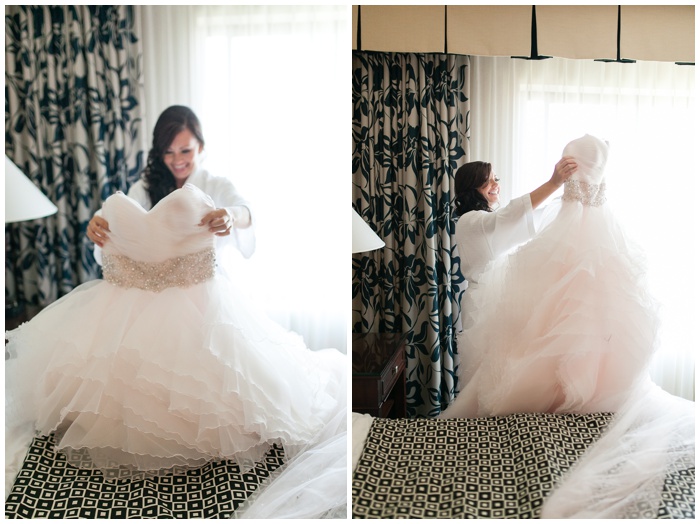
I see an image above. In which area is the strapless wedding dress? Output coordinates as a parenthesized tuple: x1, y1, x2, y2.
(5, 184, 346, 478)
(441, 135, 694, 519)
(442, 134, 658, 418)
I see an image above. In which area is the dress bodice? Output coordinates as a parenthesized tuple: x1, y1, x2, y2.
(101, 184, 217, 291)
(561, 134, 609, 206)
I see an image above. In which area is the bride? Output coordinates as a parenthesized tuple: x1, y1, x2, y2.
(441, 134, 694, 518)
(5, 109, 347, 519)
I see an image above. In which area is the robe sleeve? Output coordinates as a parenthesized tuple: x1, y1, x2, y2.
(456, 195, 535, 284)
(483, 194, 535, 258)
(196, 172, 256, 259)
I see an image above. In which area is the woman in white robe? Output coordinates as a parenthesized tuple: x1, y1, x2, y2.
(451, 156, 577, 331)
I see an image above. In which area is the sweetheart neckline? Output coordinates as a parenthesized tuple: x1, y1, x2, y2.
(108, 184, 210, 214)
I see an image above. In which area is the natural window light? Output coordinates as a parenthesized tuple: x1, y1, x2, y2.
(518, 90, 695, 397)
(193, 6, 348, 352)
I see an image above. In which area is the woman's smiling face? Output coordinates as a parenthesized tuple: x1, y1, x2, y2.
(162, 129, 203, 187)
(478, 170, 500, 207)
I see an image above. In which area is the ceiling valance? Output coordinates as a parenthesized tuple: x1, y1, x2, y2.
(352, 5, 694, 64)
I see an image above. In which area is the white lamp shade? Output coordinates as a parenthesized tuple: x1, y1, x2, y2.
(352, 208, 385, 253)
(5, 156, 58, 223)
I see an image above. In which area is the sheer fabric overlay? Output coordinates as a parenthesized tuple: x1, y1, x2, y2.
(232, 408, 348, 519)
(5, 185, 346, 484)
(541, 382, 694, 518)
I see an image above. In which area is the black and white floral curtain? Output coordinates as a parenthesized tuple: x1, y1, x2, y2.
(5, 5, 145, 309)
(352, 52, 470, 418)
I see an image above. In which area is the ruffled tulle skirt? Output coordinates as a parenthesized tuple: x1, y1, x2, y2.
(5, 271, 346, 477)
(442, 201, 660, 418)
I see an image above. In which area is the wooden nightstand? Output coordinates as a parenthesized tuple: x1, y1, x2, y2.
(6, 302, 44, 326)
(352, 332, 407, 418)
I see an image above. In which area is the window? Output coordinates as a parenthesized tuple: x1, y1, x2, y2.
(141, 5, 349, 352)
(471, 56, 696, 399)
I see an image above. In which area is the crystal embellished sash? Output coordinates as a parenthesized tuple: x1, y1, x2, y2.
(103, 248, 216, 292)
(562, 180, 607, 207)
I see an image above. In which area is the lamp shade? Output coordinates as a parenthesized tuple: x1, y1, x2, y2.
(5, 156, 58, 223)
(352, 208, 385, 253)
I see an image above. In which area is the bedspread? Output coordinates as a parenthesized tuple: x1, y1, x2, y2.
(5, 434, 284, 519)
(352, 413, 694, 519)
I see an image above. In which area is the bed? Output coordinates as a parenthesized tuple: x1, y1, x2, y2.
(5, 411, 347, 519)
(4, 432, 285, 519)
(351, 411, 695, 519)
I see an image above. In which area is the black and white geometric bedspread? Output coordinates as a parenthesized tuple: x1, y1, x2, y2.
(352, 413, 695, 519)
(5, 434, 285, 519)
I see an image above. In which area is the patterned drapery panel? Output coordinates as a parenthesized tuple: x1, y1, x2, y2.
(352, 52, 470, 418)
(5, 5, 145, 309)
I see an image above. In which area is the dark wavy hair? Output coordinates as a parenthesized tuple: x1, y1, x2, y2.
(454, 161, 493, 218)
(143, 105, 205, 206)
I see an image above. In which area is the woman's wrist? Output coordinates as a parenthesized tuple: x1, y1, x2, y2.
(227, 205, 252, 229)
(547, 178, 564, 189)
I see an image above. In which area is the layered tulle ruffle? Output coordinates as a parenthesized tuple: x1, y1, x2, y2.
(5, 273, 342, 477)
(443, 200, 660, 418)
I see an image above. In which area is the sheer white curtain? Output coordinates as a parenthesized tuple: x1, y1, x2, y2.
(139, 6, 349, 353)
(470, 56, 696, 400)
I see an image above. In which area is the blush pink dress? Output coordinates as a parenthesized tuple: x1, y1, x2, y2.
(442, 134, 658, 418)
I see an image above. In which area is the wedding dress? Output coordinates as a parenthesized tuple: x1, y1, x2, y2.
(442, 134, 658, 418)
(441, 134, 694, 518)
(5, 184, 346, 484)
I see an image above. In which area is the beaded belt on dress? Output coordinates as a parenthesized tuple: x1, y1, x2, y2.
(102, 248, 216, 292)
(562, 180, 606, 207)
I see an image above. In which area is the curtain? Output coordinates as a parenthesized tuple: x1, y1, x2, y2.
(352, 52, 470, 417)
(470, 56, 696, 400)
(5, 5, 145, 310)
(137, 5, 348, 353)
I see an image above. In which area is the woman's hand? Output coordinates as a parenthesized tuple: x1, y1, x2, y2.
(550, 156, 578, 187)
(529, 157, 579, 209)
(200, 208, 233, 236)
(87, 215, 110, 247)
